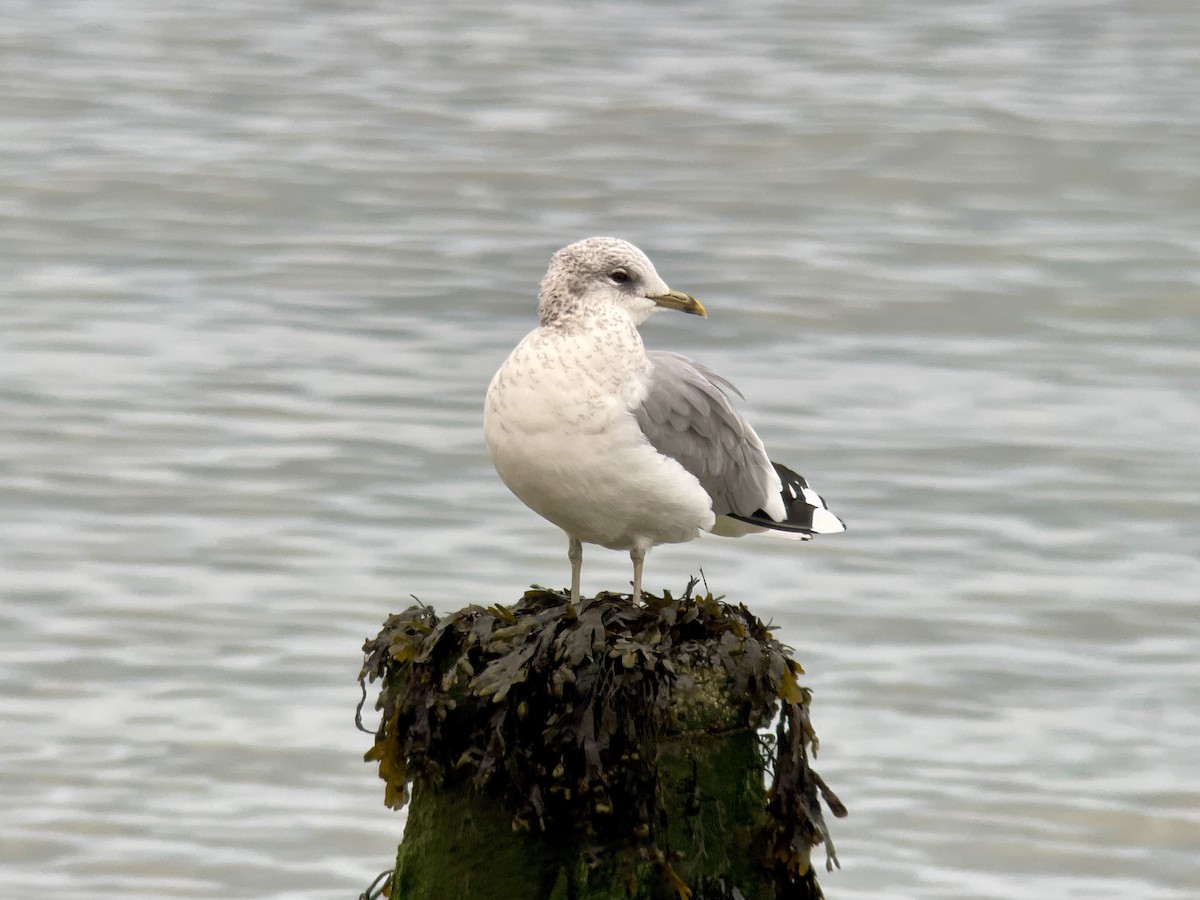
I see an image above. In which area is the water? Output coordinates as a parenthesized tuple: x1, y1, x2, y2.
(2, 1, 1198, 898)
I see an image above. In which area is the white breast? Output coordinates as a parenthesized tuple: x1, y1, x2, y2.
(484, 318, 716, 551)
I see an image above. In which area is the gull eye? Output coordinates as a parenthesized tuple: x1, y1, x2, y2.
(609, 268, 631, 285)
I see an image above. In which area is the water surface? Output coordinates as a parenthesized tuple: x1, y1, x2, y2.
(2, 1, 1198, 898)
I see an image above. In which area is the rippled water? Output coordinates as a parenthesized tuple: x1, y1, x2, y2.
(2, 1, 1198, 898)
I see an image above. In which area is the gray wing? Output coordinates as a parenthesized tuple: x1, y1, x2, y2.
(633, 350, 778, 518)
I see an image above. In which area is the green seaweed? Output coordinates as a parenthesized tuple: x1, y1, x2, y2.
(359, 580, 845, 899)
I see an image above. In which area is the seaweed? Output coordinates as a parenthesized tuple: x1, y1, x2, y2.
(359, 580, 846, 896)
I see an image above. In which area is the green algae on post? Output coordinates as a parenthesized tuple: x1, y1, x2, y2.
(359, 581, 846, 899)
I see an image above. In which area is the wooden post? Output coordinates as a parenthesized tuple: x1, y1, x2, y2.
(359, 586, 845, 900)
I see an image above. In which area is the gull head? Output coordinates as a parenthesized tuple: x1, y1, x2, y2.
(538, 237, 707, 327)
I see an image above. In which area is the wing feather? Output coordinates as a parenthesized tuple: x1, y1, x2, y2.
(633, 351, 780, 518)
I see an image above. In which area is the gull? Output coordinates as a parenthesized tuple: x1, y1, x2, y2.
(484, 237, 844, 603)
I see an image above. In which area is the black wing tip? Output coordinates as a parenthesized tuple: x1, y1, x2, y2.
(748, 460, 846, 535)
(727, 513, 815, 534)
(727, 509, 845, 536)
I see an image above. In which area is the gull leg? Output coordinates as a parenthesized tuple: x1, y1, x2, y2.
(629, 546, 645, 601)
(568, 536, 583, 603)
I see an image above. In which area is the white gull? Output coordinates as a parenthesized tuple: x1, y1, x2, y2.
(484, 237, 844, 602)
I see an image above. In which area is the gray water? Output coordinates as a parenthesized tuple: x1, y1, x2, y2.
(2, 1, 1198, 898)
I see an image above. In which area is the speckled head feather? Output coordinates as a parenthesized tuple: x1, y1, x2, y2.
(537, 237, 672, 327)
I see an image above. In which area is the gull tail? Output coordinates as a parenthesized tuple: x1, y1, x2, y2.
(725, 462, 846, 537)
